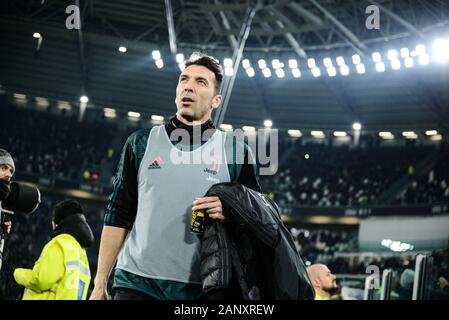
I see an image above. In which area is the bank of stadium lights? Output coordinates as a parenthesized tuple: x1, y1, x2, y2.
(176, 53, 185, 71)
(352, 122, 362, 131)
(402, 131, 418, 139)
(127, 111, 140, 120)
(118, 46, 127, 53)
(258, 59, 272, 78)
(327, 66, 337, 77)
(242, 59, 255, 77)
(151, 50, 164, 69)
(311, 67, 321, 78)
(288, 59, 301, 78)
(307, 58, 316, 68)
(275, 68, 285, 78)
(223, 58, 234, 76)
(264, 119, 273, 128)
(333, 131, 347, 137)
(220, 124, 233, 132)
(311, 130, 325, 138)
(288, 129, 302, 138)
(425, 130, 438, 136)
(323, 58, 333, 68)
(262, 68, 272, 78)
(80, 95, 88, 103)
(340, 65, 350, 76)
(242, 126, 256, 133)
(375, 61, 386, 72)
(356, 64, 366, 74)
(104, 108, 117, 118)
(151, 115, 164, 122)
(33, 32, 41, 38)
(351, 54, 365, 74)
(379, 131, 394, 140)
(432, 38, 449, 63)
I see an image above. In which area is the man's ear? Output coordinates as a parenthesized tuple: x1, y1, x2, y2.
(211, 94, 222, 109)
(313, 278, 321, 288)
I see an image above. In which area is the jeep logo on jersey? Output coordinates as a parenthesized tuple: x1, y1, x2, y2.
(148, 155, 164, 169)
(204, 157, 220, 175)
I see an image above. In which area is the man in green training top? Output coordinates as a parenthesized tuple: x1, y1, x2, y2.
(90, 52, 260, 300)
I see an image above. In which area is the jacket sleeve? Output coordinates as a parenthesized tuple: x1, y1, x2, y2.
(13, 241, 64, 292)
(103, 130, 147, 229)
(237, 142, 261, 192)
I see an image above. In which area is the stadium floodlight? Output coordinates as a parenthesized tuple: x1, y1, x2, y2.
(340, 65, 350, 76)
(288, 129, 302, 137)
(311, 130, 325, 138)
(352, 122, 362, 130)
(430, 134, 443, 141)
(379, 131, 394, 139)
(155, 59, 164, 69)
(327, 67, 337, 77)
(292, 68, 301, 78)
(375, 62, 385, 72)
(307, 58, 316, 68)
(275, 68, 285, 78)
(152, 50, 161, 60)
(246, 67, 255, 77)
(242, 126, 256, 133)
(288, 59, 298, 69)
(128, 111, 141, 118)
(80, 95, 89, 103)
(404, 57, 414, 68)
(400, 48, 410, 58)
(432, 38, 449, 63)
(220, 124, 233, 131)
(258, 59, 267, 69)
(323, 58, 333, 67)
(224, 58, 233, 68)
(425, 130, 438, 136)
(418, 54, 430, 65)
(333, 131, 347, 137)
(356, 64, 366, 74)
(402, 131, 418, 139)
(352, 54, 361, 65)
(387, 49, 398, 60)
(262, 68, 271, 78)
(176, 53, 184, 63)
(151, 115, 164, 121)
(264, 119, 273, 127)
(272, 59, 281, 69)
(33, 32, 41, 38)
(224, 67, 234, 76)
(372, 52, 382, 62)
(415, 44, 426, 55)
(336, 56, 345, 66)
(242, 59, 251, 69)
(104, 108, 116, 118)
(311, 67, 321, 77)
(118, 46, 127, 53)
(391, 59, 401, 70)
(178, 62, 185, 71)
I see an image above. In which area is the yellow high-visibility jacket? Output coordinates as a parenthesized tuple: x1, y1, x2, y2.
(14, 233, 91, 300)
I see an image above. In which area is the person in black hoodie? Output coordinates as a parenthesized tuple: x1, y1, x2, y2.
(14, 199, 94, 300)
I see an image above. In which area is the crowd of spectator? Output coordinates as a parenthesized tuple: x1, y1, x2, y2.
(392, 145, 449, 204)
(261, 141, 442, 207)
(0, 103, 121, 182)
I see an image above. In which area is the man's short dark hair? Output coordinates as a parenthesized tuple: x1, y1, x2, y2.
(184, 52, 223, 94)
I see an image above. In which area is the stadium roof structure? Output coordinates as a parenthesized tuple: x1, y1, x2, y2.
(1, 0, 449, 132)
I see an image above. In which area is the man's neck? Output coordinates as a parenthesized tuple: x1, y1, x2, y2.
(315, 289, 331, 299)
(176, 114, 210, 126)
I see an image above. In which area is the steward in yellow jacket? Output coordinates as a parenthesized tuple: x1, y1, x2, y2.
(14, 199, 94, 300)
